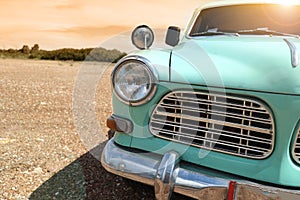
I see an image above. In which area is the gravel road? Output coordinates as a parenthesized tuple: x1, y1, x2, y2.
(0, 59, 190, 200)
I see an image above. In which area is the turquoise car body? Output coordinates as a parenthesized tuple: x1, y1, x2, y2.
(114, 37, 300, 186)
(102, 1, 300, 199)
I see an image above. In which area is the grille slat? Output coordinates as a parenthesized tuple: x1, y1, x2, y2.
(154, 111, 272, 135)
(293, 129, 300, 164)
(151, 126, 272, 151)
(165, 95, 268, 112)
(159, 103, 272, 124)
(150, 91, 275, 159)
(151, 127, 266, 153)
(151, 119, 272, 143)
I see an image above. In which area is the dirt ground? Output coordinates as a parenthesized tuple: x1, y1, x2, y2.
(0, 59, 189, 200)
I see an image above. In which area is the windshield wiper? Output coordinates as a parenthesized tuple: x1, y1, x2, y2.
(191, 28, 239, 37)
(238, 28, 299, 38)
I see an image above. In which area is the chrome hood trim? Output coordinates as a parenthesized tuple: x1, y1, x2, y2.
(284, 38, 299, 68)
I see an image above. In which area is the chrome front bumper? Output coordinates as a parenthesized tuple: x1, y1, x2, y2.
(101, 139, 300, 200)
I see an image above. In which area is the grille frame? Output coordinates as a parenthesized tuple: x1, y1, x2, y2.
(149, 90, 275, 159)
(292, 128, 300, 164)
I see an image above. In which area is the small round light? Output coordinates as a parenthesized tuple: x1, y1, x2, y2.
(131, 25, 154, 50)
(112, 57, 157, 105)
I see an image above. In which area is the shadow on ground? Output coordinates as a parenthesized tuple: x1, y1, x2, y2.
(29, 142, 191, 200)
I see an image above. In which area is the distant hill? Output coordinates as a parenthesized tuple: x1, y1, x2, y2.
(0, 44, 126, 63)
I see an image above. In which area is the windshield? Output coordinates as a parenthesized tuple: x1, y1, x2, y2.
(190, 4, 300, 36)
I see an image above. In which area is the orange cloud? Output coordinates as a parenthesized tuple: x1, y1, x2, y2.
(54, 25, 132, 37)
(0, 0, 200, 49)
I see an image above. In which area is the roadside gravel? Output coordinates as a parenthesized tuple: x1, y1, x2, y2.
(0, 59, 189, 200)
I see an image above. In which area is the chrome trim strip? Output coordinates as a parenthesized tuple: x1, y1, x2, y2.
(101, 139, 300, 200)
(284, 38, 299, 68)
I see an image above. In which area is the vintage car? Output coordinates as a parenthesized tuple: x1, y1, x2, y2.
(101, 0, 300, 199)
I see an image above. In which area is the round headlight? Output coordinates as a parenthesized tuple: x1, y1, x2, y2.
(112, 57, 157, 106)
(131, 25, 154, 50)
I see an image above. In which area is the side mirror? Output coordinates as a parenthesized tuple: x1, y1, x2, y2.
(131, 25, 154, 50)
(165, 26, 181, 47)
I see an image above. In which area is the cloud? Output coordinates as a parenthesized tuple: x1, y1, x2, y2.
(0, 0, 201, 49)
(47, 25, 132, 38)
(54, 0, 84, 10)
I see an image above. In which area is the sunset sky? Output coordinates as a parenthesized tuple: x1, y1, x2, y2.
(0, 0, 200, 51)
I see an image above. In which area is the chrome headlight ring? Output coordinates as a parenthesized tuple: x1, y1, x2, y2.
(112, 56, 158, 106)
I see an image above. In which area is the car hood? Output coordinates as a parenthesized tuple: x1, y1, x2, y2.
(170, 36, 300, 95)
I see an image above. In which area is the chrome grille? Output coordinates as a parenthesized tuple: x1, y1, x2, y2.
(293, 128, 300, 164)
(150, 91, 274, 159)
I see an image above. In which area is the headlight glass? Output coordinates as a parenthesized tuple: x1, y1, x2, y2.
(112, 58, 157, 105)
